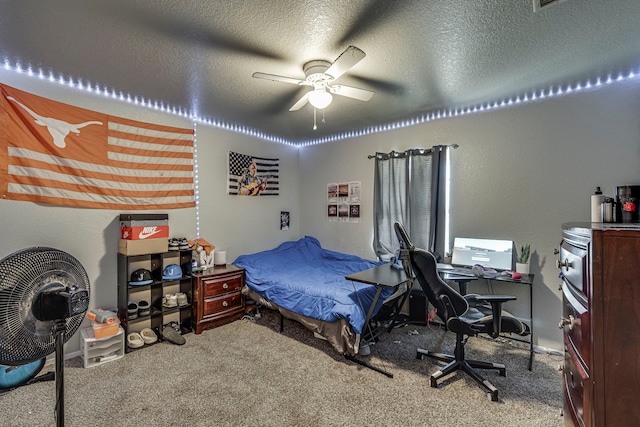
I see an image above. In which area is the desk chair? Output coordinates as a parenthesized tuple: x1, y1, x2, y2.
(373, 237, 416, 331)
(393, 222, 529, 401)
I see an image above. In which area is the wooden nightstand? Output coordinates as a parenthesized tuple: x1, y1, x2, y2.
(191, 265, 245, 334)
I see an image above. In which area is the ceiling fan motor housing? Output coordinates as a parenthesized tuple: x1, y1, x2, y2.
(303, 60, 332, 83)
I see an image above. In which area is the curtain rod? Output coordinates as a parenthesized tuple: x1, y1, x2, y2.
(367, 144, 458, 159)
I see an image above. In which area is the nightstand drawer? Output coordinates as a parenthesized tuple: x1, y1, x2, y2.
(203, 291, 243, 316)
(202, 275, 243, 298)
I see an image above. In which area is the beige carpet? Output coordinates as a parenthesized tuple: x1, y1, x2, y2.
(0, 308, 563, 426)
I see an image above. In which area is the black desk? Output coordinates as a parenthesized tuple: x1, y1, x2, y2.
(439, 270, 535, 371)
(345, 264, 411, 378)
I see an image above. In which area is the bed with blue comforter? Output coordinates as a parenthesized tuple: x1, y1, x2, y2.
(233, 236, 394, 355)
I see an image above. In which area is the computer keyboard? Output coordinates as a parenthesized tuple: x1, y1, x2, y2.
(436, 264, 477, 277)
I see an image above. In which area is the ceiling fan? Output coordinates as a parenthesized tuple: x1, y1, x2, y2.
(252, 46, 375, 112)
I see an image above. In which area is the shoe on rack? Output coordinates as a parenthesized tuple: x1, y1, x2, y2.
(163, 294, 177, 308)
(178, 237, 189, 250)
(168, 238, 180, 251)
(140, 328, 158, 345)
(176, 292, 189, 307)
(127, 332, 144, 349)
(138, 300, 151, 317)
(128, 302, 138, 320)
(162, 324, 185, 345)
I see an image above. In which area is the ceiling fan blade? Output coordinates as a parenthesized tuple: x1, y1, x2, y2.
(261, 87, 306, 114)
(101, 6, 282, 60)
(330, 85, 375, 102)
(325, 46, 366, 80)
(350, 75, 404, 95)
(337, 1, 406, 47)
(289, 91, 310, 111)
(252, 72, 306, 85)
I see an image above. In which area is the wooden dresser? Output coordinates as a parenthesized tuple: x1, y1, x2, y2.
(192, 265, 245, 334)
(559, 223, 640, 427)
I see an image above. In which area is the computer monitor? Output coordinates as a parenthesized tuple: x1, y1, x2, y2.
(450, 237, 514, 271)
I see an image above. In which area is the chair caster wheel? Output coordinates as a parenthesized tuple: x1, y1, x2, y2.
(430, 377, 438, 388)
(489, 391, 499, 402)
(499, 368, 506, 377)
(416, 351, 424, 360)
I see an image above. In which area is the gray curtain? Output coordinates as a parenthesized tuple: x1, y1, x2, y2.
(372, 146, 449, 261)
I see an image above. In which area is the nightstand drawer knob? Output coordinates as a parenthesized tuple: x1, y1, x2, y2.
(222, 301, 229, 307)
(223, 283, 228, 289)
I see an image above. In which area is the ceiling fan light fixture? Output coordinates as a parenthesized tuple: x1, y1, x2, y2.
(309, 88, 332, 109)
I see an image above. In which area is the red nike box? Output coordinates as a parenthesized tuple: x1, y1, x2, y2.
(119, 213, 169, 240)
(121, 225, 169, 240)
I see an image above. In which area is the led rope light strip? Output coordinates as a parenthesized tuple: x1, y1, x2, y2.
(3, 59, 638, 148)
(193, 122, 200, 238)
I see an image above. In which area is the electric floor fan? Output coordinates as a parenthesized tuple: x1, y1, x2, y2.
(0, 247, 90, 427)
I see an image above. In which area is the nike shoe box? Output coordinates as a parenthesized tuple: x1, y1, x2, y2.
(119, 238, 168, 256)
(120, 213, 169, 240)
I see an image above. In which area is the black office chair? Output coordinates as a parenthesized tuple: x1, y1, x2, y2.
(393, 222, 529, 401)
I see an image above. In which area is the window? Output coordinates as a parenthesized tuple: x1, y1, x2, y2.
(372, 146, 451, 260)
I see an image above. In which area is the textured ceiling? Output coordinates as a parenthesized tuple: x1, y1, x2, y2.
(1, 0, 640, 143)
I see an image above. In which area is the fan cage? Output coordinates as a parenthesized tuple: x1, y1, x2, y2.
(0, 247, 90, 365)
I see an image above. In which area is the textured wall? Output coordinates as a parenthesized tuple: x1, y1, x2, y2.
(299, 79, 640, 352)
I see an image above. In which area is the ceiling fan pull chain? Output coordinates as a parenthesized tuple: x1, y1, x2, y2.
(313, 107, 317, 130)
(322, 110, 326, 124)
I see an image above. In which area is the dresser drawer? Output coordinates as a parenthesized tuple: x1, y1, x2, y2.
(563, 335, 589, 427)
(202, 274, 243, 298)
(203, 291, 243, 317)
(561, 282, 590, 368)
(559, 240, 588, 298)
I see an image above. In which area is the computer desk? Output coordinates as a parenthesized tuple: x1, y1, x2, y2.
(440, 270, 535, 371)
(345, 264, 411, 378)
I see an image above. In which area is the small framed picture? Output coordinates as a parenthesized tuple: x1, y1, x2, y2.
(280, 211, 290, 230)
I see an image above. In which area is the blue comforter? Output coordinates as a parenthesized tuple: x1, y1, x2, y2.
(233, 236, 393, 334)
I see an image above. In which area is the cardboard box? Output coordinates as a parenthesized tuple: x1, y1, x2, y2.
(92, 319, 121, 339)
(119, 238, 168, 256)
(120, 213, 169, 240)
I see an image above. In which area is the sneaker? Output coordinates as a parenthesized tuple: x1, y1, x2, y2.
(140, 328, 158, 345)
(166, 321, 181, 332)
(178, 237, 189, 250)
(138, 300, 151, 317)
(127, 332, 144, 349)
(168, 238, 179, 251)
(162, 324, 185, 345)
(128, 302, 138, 320)
(176, 292, 188, 307)
(163, 294, 177, 308)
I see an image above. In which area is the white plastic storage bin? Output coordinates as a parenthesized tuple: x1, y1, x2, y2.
(80, 326, 125, 368)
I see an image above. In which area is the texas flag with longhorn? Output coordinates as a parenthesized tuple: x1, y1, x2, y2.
(0, 84, 195, 210)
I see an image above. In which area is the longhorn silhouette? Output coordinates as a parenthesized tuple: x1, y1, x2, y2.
(7, 96, 103, 148)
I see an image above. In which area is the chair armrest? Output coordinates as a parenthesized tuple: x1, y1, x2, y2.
(474, 294, 516, 303)
(474, 295, 516, 338)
